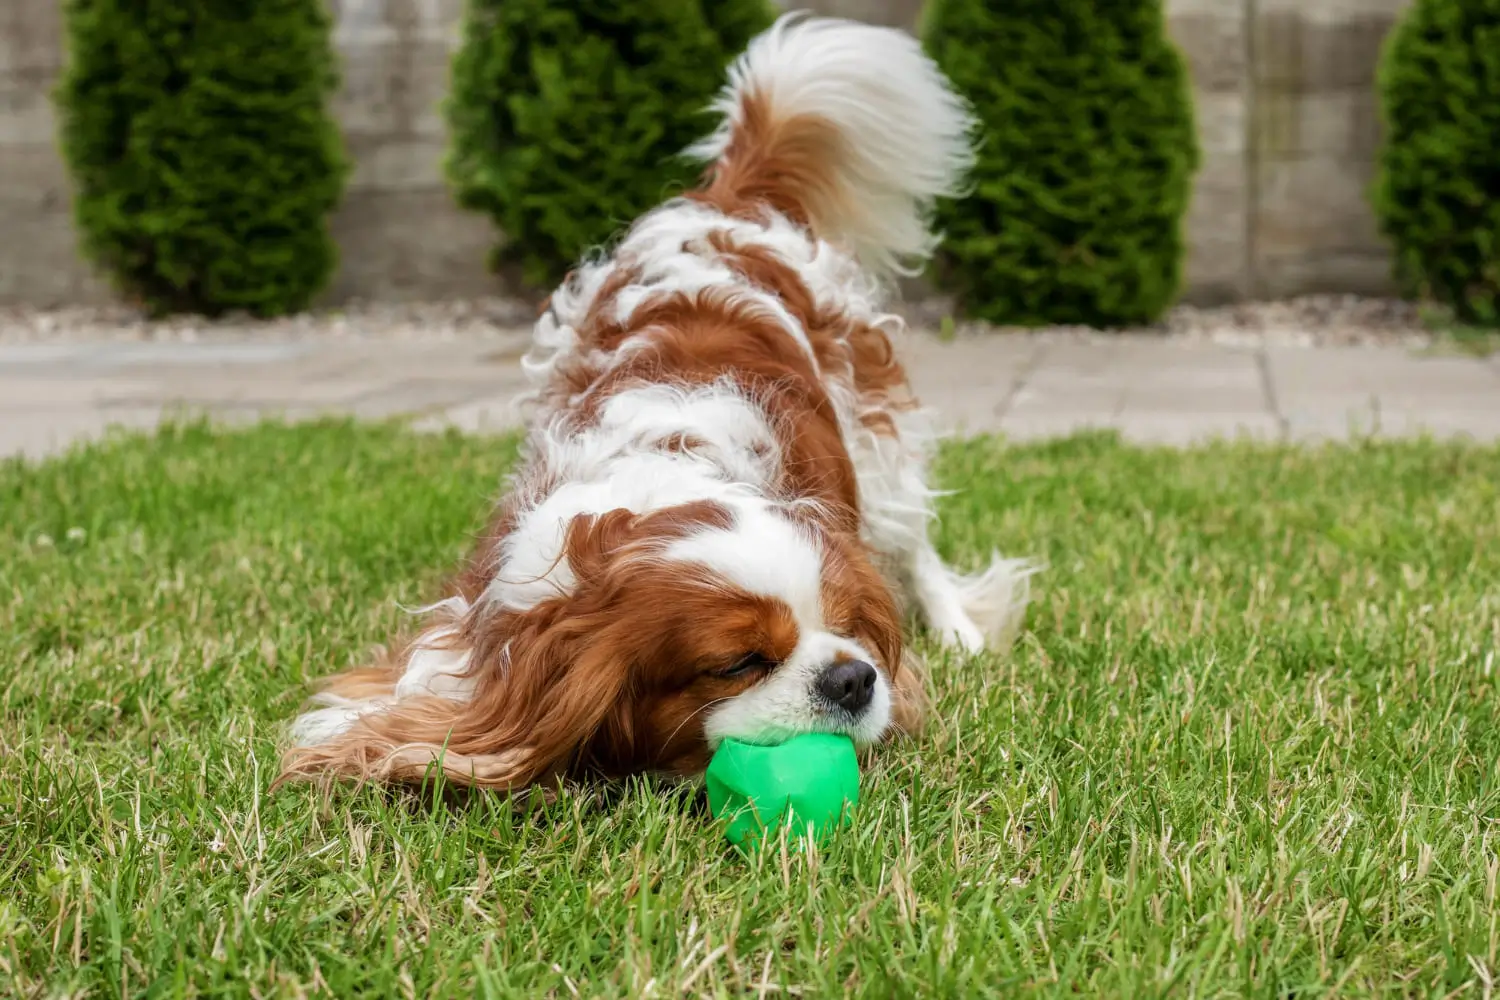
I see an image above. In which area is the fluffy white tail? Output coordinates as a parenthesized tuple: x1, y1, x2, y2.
(688, 12, 976, 276)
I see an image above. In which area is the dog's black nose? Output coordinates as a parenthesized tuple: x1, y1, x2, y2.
(817, 660, 877, 714)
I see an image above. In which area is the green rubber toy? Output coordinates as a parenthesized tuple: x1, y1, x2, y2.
(705, 733, 860, 852)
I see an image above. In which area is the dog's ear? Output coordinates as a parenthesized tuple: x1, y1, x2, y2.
(274, 622, 635, 791)
(276, 511, 646, 790)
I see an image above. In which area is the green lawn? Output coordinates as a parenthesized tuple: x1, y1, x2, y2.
(3, 421, 1499, 997)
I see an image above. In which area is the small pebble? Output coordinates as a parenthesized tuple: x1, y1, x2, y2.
(896, 293, 1431, 349)
(0, 297, 538, 345)
(0, 294, 1431, 350)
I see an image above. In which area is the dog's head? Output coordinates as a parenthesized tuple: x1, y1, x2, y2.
(460, 499, 904, 782)
(282, 498, 907, 789)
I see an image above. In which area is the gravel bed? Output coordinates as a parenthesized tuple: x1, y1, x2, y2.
(2, 294, 1432, 349)
(0, 297, 539, 344)
(897, 294, 1432, 349)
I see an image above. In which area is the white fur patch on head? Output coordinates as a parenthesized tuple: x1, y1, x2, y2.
(666, 502, 824, 625)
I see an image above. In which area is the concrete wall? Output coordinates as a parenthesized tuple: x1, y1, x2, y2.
(0, 0, 495, 308)
(1161, 0, 1408, 302)
(1251, 0, 1410, 298)
(0, 0, 1412, 310)
(1, 0, 104, 306)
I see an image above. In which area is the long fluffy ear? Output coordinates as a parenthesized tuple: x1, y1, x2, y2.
(276, 512, 643, 790)
(275, 638, 632, 790)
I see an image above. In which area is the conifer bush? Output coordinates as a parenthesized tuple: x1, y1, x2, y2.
(56, 0, 348, 317)
(923, 0, 1199, 327)
(1373, 0, 1500, 326)
(445, 0, 776, 290)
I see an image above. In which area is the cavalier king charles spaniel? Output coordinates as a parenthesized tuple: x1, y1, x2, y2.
(278, 12, 1034, 789)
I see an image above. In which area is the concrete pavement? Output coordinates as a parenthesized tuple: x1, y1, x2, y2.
(3, 332, 1499, 460)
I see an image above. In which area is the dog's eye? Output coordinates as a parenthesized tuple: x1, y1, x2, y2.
(717, 652, 777, 679)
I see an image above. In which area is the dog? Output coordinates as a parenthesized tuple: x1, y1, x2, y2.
(278, 13, 1033, 790)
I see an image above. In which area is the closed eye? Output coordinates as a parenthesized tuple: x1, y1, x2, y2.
(716, 652, 778, 679)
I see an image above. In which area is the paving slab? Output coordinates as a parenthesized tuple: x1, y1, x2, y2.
(3, 407, 165, 460)
(1114, 411, 1282, 446)
(0, 343, 97, 366)
(343, 379, 499, 420)
(91, 341, 322, 367)
(4, 332, 1500, 461)
(904, 336, 1040, 434)
(1121, 382, 1269, 412)
(0, 341, 321, 369)
(1027, 338, 1131, 376)
(0, 373, 162, 408)
(1267, 346, 1500, 393)
(98, 371, 402, 409)
(1007, 383, 1127, 420)
(413, 393, 527, 435)
(1282, 402, 1381, 441)
(997, 412, 1121, 441)
(1364, 409, 1500, 440)
(995, 337, 1272, 423)
(905, 340, 1036, 392)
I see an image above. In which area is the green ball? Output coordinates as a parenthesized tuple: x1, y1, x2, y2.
(705, 734, 861, 853)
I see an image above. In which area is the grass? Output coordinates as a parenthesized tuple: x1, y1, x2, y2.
(2, 420, 1500, 998)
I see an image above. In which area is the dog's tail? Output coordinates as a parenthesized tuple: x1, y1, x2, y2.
(687, 12, 975, 277)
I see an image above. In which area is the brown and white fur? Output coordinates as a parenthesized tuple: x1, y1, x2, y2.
(278, 13, 1034, 790)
